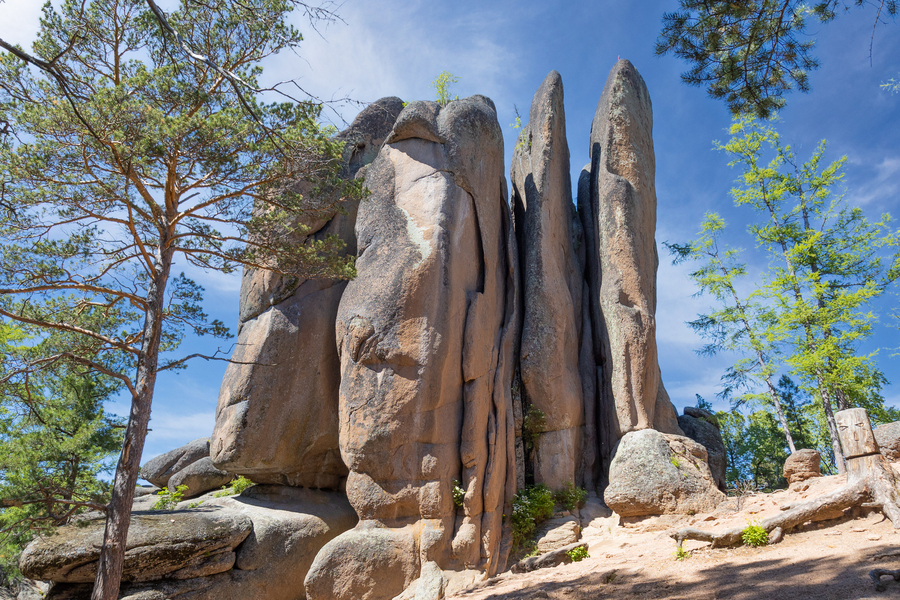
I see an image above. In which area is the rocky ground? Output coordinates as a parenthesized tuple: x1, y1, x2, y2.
(450, 474, 900, 600)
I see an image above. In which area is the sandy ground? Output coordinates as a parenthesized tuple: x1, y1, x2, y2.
(449, 475, 900, 600)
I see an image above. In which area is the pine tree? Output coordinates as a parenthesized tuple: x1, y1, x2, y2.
(0, 2, 359, 597)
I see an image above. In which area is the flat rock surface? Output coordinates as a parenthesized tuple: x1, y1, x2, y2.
(20, 509, 251, 583)
(449, 475, 896, 600)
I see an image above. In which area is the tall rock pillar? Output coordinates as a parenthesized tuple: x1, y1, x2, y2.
(510, 71, 587, 489)
(305, 96, 520, 600)
(578, 60, 682, 484)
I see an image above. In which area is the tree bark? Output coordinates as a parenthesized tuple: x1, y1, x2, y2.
(91, 246, 172, 600)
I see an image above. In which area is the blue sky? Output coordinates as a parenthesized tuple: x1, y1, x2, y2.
(2, 0, 898, 466)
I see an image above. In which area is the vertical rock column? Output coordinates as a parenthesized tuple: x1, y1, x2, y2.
(578, 60, 682, 482)
(305, 96, 519, 600)
(209, 98, 404, 489)
(510, 71, 586, 489)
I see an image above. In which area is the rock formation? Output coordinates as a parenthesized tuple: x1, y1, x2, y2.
(21, 62, 727, 600)
(25, 486, 356, 600)
(678, 407, 726, 491)
(210, 97, 404, 489)
(510, 71, 586, 489)
(783, 449, 822, 486)
(603, 429, 724, 517)
(578, 59, 682, 482)
(306, 95, 519, 600)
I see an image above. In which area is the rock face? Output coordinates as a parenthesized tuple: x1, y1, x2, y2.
(604, 429, 725, 517)
(20, 511, 252, 583)
(168, 456, 234, 498)
(510, 71, 585, 489)
(678, 408, 726, 491)
(306, 95, 519, 600)
(33, 486, 357, 600)
(783, 449, 822, 485)
(140, 437, 210, 488)
(210, 98, 404, 489)
(874, 422, 900, 462)
(578, 59, 682, 479)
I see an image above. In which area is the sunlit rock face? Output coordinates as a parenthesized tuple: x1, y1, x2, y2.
(578, 59, 682, 482)
(305, 95, 520, 600)
(210, 98, 404, 489)
(510, 70, 586, 490)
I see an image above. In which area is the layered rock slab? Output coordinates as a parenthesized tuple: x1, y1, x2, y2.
(210, 98, 404, 489)
(510, 71, 585, 489)
(578, 60, 682, 477)
(307, 95, 519, 600)
(36, 486, 356, 600)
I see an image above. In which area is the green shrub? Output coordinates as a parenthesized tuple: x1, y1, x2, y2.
(522, 407, 546, 444)
(673, 545, 690, 561)
(511, 484, 555, 551)
(152, 484, 188, 510)
(741, 522, 769, 547)
(554, 483, 588, 512)
(669, 455, 681, 468)
(431, 72, 459, 106)
(451, 479, 465, 508)
(213, 475, 255, 498)
(566, 546, 589, 562)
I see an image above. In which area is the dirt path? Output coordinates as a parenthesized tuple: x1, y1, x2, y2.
(450, 476, 900, 600)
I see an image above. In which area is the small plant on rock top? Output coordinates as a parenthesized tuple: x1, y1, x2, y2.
(151, 484, 188, 510)
(741, 522, 769, 547)
(432, 71, 460, 106)
(213, 476, 255, 498)
(673, 545, 690, 561)
(566, 546, 590, 562)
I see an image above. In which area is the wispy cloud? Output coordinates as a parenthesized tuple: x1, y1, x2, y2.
(847, 155, 900, 209)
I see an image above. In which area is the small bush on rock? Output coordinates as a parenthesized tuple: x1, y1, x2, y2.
(152, 485, 187, 510)
(674, 545, 690, 561)
(566, 546, 589, 562)
(554, 483, 588, 511)
(511, 484, 555, 551)
(451, 479, 465, 508)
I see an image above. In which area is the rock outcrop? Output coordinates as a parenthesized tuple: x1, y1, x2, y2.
(875, 422, 900, 462)
(783, 449, 822, 485)
(306, 95, 519, 600)
(678, 407, 726, 491)
(604, 429, 724, 517)
(210, 97, 404, 489)
(510, 71, 585, 489)
(140, 437, 210, 488)
(578, 60, 682, 480)
(28, 486, 356, 600)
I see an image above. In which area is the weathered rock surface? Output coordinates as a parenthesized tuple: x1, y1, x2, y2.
(140, 438, 209, 488)
(604, 429, 724, 517)
(535, 515, 581, 553)
(783, 449, 822, 485)
(510, 71, 585, 489)
(678, 408, 726, 491)
(168, 457, 234, 498)
(307, 95, 519, 599)
(578, 60, 682, 474)
(510, 542, 588, 574)
(20, 511, 252, 583)
(211, 97, 403, 489)
(41, 486, 356, 600)
(875, 421, 900, 462)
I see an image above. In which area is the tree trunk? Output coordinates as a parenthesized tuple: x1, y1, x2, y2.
(91, 251, 171, 600)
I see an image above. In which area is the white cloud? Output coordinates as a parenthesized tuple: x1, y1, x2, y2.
(0, 0, 45, 47)
(847, 155, 900, 209)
